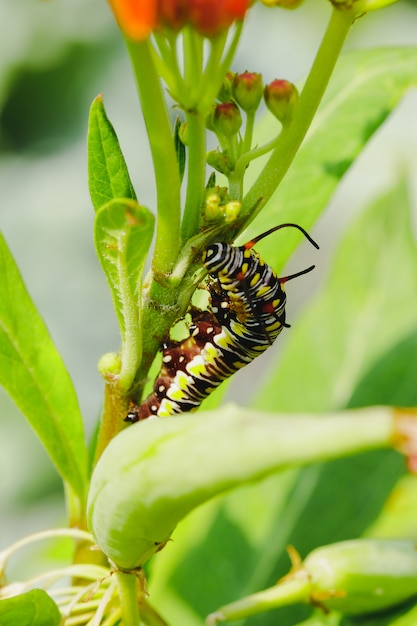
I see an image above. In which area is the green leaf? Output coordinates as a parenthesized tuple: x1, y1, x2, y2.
(94, 199, 154, 391)
(88, 94, 137, 212)
(174, 117, 186, 183)
(243, 47, 417, 269)
(0, 589, 61, 626)
(354, 330, 417, 540)
(257, 181, 417, 413)
(0, 233, 87, 510)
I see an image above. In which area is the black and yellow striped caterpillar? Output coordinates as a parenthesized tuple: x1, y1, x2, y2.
(126, 223, 318, 422)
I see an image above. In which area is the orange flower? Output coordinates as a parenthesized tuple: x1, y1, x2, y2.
(107, 0, 157, 40)
(109, 0, 249, 40)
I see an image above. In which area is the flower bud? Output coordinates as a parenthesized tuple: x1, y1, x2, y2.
(264, 79, 298, 125)
(97, 352, 121, 382)
(178, 121, 188, 146)
(218, 72, 235, 103)
(185, 0, 250, 37)
(261, 0, 304, 7)
(232, 72, 263, 112)
(223, 200, 241, 223)
(206, 150, 232, 176)
(213, 102, 242, 137)
(107, 0, 156, 40)
(204, 193, 222, 221)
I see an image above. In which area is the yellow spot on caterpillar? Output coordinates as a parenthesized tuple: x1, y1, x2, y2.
(256, 285, 270, 297)
(250, 273, 261, 287)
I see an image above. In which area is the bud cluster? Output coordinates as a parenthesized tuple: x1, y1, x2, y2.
(206, 70, 298, 176)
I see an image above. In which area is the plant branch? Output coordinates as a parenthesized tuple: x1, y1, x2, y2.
(126, 38, 182, 274)
(242, 6, 354, 221)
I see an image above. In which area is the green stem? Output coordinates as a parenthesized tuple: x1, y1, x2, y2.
(209, 577, 311, 624)
(181, 111, 207, 241)
(126, 38, 182, 274)
(183, 28, 203, 98)
(93, 384, 130, 467)
(116, 570, 141, 626)
(242, 6, 354, 220)
(196, 33, 227, 111)
(241, 110, 256, 155)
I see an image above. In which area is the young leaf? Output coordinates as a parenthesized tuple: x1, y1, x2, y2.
(0, 588, 61, 626)
(0, 233, 87, 510)
(94, 198, 154, 391)
(88, 94, 137, 212)
(244, 47, 417, 269)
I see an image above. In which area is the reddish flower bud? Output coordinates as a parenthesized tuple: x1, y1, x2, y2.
(264, 79, 298, 125)
(232, 72, 263, 112)
(213, 102, 242, 137)
(185, 0, 250, 37)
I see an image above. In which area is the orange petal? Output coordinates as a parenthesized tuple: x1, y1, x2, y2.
(108, 0, 157, 40)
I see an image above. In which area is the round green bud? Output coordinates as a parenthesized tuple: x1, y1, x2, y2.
(223, 200, 241, 223)
(213, 101, 242, 137)
(97, 352, 121, 381)
(232, 72, 263, 112)
(264, 79, 298, 125)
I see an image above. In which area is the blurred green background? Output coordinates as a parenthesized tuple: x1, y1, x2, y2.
(1, 0, 417, 607)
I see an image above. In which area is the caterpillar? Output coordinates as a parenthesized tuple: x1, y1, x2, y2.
(125, 223, 318, 423)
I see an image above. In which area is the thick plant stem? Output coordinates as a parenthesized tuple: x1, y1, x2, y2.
(116, 570, 141, 626)
(242, 6, 354, 220)
(126, 39, 182, 275)
(93, 384, 130, 467)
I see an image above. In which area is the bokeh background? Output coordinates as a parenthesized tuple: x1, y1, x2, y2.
(1, 0, 417, 574)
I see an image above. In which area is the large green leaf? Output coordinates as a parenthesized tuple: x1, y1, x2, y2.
(241, 47, 417, 269)
(94, 199, 154, 390)
(0, 590, 61, 626)
(0, 233, 87, 509)
(257, 181, 417, 413)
